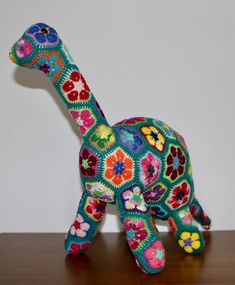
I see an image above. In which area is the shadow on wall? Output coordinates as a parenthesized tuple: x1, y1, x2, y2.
(12, 66, 123, 232)
(13, 66, 82, 141)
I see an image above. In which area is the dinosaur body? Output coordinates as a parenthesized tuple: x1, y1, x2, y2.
(9, 23, 211, 274)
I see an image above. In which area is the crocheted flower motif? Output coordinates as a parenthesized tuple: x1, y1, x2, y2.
(121, 186, 148, 212)
(124, 218, 148, 250)
(189, 203, 199, 216)
(90, 125, 115, 150)
(168, 217, 178, 235)
(70, 213, 90, 237)
(30, 53, 63, 83)
(143, 183, 167, 203)
(179, 210, 194, 225)
(69, 242, 91, 254)
(104, 148, 134, 186)
(144, 240, 165, 270)
(178, 232, 201, 253)
(140, 126, 166, 152)
(153, 119, 176, 139)
(150, 206, 166, 219)
(166, 181, 191, 209)
(116, 127, 144, 153)
(62, 70, 90, 103)
(26, 23, 59, 46)
(200, 210, 209, 222)
(115, 117, 146, 126)
(15, 38, 33, 59)
(139, 152, 161, 187)
(70, 109, 96, 135)
(85, 197, 106, 221)
(85, 182, 115, 202)
(79, 147, 98, 177)
(165, 145, 186, 181)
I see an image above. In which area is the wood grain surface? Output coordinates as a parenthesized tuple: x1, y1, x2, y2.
(0, 231, 235, 285)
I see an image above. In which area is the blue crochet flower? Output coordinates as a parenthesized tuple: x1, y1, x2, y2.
(30, 54, 61, 82)
(27, 23, 58, 44)
(150, 206, 166, 219)
(117, 127, 144, 153)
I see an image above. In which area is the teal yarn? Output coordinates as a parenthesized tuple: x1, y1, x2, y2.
(9, 23, 211, 274)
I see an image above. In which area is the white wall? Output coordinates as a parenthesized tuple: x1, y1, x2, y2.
(1, 0, 235, 233)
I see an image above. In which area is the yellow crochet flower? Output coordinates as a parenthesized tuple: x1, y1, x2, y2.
(90, 124, 115, 150)
(141, 126, 165, 152)
(178, 231, 201, 253)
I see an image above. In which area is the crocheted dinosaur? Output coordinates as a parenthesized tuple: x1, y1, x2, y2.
(9, 23, 211, 274)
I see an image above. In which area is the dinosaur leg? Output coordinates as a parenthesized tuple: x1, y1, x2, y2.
(168, 207, 205, 254)
(189, 195, 211, 230)
(117, 185, 166, 274)
(64, 191, 107, 254)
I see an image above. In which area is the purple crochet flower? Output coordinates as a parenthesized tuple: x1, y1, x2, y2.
(116, 127, 144, 153)
(143, 184, 166, 203)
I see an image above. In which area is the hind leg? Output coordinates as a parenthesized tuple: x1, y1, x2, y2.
(168, 207, 205, 253)
(190, 195, 211, 230)
(64, 191, 107, 254)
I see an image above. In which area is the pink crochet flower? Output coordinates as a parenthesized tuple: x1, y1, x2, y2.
(124, 218, 148, 250)
(140, 152, 161, 187)
(144, 240, 165, 269)
(70, 213, 90, 237)
(15, 38, 33, 58)
(122, 186, 148, 212)
(70, 109, 95, 135)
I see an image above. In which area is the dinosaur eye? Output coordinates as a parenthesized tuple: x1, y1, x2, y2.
(15, 38, 33, 59)
(40, 27, 49, 35)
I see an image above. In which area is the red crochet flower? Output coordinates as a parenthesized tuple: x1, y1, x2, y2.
(69, 242, 91, 254)
(167, 181, 190, 209)
(165, 145, 186, 181)
(124, 218, 148, 250)
(200, 210, 209, 222)
(86, 197, 106, 221)
(62, 70, 90, 102)
(189, 203, 199, 216)
(79, 147, 98, 177)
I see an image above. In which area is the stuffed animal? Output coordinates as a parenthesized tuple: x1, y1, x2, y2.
(9, 23, 211, 274)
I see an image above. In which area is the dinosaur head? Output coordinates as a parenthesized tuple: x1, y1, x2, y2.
(9, 23, 61, 68)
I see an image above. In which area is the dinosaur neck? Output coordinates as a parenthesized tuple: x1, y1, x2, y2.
(36, 42, 110, 141)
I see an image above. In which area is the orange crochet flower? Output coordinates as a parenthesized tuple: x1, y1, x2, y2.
(104, 148, 134, 186)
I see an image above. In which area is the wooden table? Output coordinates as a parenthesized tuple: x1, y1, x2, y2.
(0, 231, 234, 285)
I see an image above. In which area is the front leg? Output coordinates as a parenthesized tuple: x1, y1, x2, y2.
(117, 185, 166, 274)
(65, 191, 107, 254)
